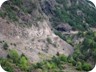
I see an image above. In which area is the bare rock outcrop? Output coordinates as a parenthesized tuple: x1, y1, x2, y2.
(0, 18, 74, 62)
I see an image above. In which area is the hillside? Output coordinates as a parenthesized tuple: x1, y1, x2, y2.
(0, 0, 96, 72)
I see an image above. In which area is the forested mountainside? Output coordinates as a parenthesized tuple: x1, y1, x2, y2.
(0, 0, 96, 72)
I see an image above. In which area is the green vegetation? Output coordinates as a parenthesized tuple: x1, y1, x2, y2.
(52, 1, 96, 70)
(0, 0, 22, 21)
(8, 49, 19, 63)
(59, 55, 68, 62)
(33, 55, 66, 72)
(0, 0, 95, 72)
(3, 4, 18, 21)
(0, 51, 93, 72)
(47, 37, 52, 44)
(0, 49, 30, 72)
(3, 42, 9, 50)
(77, 31, 96, 62)
(54, 31, 95, 71)
(0, 58, 14, 72)
(69, 31, 96, 71)
(54, 7, 70, 23)
(0, 54, 67, 72)
(75, 61, 92, 71)
(82, 62, 92, 71)
(19, 56, 29, 70)
(54, 30, 73, 45)
(33, 54, 92, 72)
(12, 0, 22, 6)
(76, 62, 82, 70)
(54, 31, 66, 40)
(52, 0, 96, 31)
(0, 0, 36, 27)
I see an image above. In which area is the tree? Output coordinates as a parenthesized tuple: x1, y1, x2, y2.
(8, 49, 19, 63)
(19, 56, 29, 70)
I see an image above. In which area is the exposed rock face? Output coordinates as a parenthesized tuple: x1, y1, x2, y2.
(56, 23, 72, 32)
(0, 17, 74, 62)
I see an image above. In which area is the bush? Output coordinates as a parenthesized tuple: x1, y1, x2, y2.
(52, 56, 61, 66)
(35, 62, 44, 69)
(1, 59, 14, 72)
(3, 4, 18, 21)
(54, 7, 70, 22)
(67, 56, 74, 63)
(0, 11, 6, 18)
(12, 0, 22, 6)
(72, 60, 76, 66)
(47, 37, 52, 44)
(59, 55, 67, 62)
(46, 62, 56, 69)
(66, 37, 72, 44)
(54, 31, 66, 40)
(19, 56, 29, 71)
(82, 62, 92, 71)
(76, 62, 82, 70)
(8, 49, 19, 63)
(3, 42, 8, 50)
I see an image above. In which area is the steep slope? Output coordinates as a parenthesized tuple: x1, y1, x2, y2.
(0, 0, 73, 62)
(0, 0, 96, 72)
(50, 0, 96, 31)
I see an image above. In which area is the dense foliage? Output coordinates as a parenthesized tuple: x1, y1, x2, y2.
(0, 52, 92, 72)
(51, 0, 96, 31)
(0, 49, 30, 72)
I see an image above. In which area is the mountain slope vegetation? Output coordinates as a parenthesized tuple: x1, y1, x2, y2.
(0, 0, 96, 72)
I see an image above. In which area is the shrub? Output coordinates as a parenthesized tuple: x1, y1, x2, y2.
(59, 55, 67, 62)
(54, 31, 66, 40)
(1, 59, 14, 72)
(0, 11, 5, 18)
(54, 7, 70, 22)
(3, 42, 8, 50)
(66, 37, 72, 44)
(36, 63, 43, 69)
(12, 0, 22, 6)
(8, 49, 19, 63)
(52, 56, 61, 66)
(47, 37, 52, 44)
(76, 62, 82, 70)
(3, 4, 18, 21)
(19, 56, 29, 71)
(67, 56, 74, 63)
(72, 60, 76, 66)
(46, 62, 56, 69)
(82, 62, 92, 71)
